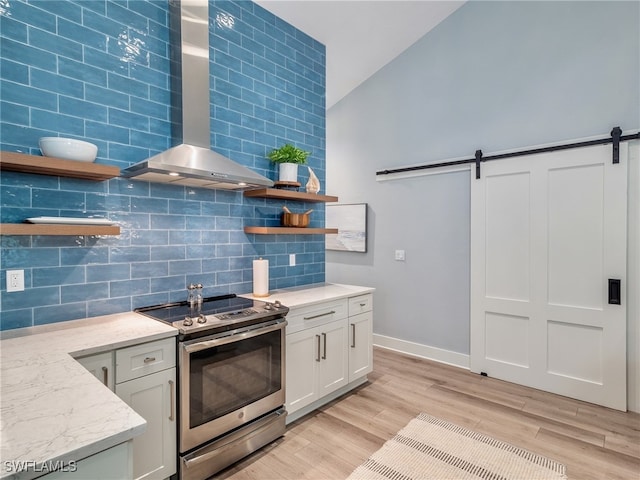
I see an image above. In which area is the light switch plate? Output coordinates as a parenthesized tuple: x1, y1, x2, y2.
(395, 250, 405, 261)
(289, 254, 296, 266)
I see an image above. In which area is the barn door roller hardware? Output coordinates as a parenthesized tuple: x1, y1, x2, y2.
(475, 150, 483, 179)
(376, 126, 640, 179)
(611, 126, 622, 164)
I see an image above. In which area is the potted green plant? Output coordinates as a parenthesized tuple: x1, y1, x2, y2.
(267, 143, 310, 183)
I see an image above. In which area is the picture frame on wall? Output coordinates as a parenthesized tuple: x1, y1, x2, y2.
(325, 203, 367, 252)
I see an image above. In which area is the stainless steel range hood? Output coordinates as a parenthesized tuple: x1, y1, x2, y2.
(121, 0, 273, 190)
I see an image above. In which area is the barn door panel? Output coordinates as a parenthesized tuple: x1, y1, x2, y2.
(471, 143, 627, 410)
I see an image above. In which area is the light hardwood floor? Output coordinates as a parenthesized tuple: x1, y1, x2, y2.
(218, 347, 640, 480)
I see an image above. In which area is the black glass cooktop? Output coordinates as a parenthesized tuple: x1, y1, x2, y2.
(135, 294, 255, 323)
(135, 293, 288, 340)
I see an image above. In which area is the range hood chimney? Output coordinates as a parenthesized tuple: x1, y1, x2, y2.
(121, 0, 273, 190)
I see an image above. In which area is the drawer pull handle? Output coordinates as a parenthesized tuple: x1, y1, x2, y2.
(304, 310, 336, 320)
(315, 335, 321, 362)
(169, 380, 175, 422)
(143, 357, 156, 363)
(101, 366, 108, 386)
(322, 332, 327, 359)
(359, 303, 366, 307)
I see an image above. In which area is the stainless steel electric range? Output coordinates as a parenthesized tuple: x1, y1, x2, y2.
(135, 290, 289, 480)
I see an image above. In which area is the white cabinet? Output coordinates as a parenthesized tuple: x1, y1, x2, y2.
(286, 327, 320, 412)
(115, 338, 175, 383)
(75, 338, 177, 480)
(115, 338, 177, 480)
(115, 369, 176, 480)
(285, 292, 373, 422)
(348, 293, 373, 317)
(317, 319, 349, 396)
(75, 351, 115, 391)
(348, 294, 373, 381)
(286, 318, 348, 413)
(349, 311, 373, 381)
(40, 441, 133, 480)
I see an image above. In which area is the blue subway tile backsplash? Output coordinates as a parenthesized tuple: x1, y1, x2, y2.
(0, 0, 326, 330)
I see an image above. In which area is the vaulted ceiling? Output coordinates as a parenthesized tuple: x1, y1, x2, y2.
(255, 1, 465, 108)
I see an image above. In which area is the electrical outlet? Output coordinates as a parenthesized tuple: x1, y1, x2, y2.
(289, 254, 296, 267)
(7, 270, 25, 292)
(395, 250, 406, 261)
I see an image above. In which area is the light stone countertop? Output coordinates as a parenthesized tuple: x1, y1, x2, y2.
(0, 283, 371, 479)
(0, 312, 177, 480)
(241, 282, 375, 308)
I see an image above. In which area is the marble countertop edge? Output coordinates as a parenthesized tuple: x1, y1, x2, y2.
(0, 312, 177, 480)
(2, 423, 146, 480)
(68, 330, 178, 358)
(241, 282, 375, 308)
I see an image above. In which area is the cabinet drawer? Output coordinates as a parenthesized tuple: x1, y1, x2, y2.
(116, 337, 176, 383)
(286, 299, 348, 334)
(348, 294, 373, 316)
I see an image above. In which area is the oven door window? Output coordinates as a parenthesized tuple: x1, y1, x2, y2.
(189, 329, 282, 429)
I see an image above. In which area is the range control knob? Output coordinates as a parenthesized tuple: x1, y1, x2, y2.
(197, 315, 207, 324)
(183, 317, 194, 326)
(274, 300, 282, 308)
(264, 303, 273, 310)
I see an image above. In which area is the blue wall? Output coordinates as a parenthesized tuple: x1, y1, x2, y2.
(0, 0, 326, 330)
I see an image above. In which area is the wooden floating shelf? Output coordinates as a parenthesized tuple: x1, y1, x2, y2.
(272, 181, 301, 188)
(244, 189, 339, 234)
(0, 151, 120, 181)
(0, 224, 121, 236)
(244, 227, 338, 235)
(244, 188, 338, 203)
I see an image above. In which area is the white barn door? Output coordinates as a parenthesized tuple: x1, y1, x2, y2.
(470, 143, 628, 411)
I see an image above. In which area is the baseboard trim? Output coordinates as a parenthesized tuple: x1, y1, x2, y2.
(373, 334, 470, 370)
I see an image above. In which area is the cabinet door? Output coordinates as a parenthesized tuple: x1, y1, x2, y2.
(317, 319, 349, 397)
(115, 369, 177, 480)
(286, 328, 320, 414)
(349, 311, 373, 381)
(76, 351, 114, 391)
(42, 441, 133, 480)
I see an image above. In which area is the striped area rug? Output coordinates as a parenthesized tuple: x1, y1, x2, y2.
(347, 413, 567, 480)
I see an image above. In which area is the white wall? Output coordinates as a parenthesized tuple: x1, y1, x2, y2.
(326, 1, 640, 410)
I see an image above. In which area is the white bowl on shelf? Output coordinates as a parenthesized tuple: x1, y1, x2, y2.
(39, 137, 98, 162)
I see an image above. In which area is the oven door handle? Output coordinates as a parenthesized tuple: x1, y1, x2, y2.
(183, 320, 286, 353)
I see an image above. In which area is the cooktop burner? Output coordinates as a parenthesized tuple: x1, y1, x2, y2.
(135, 293, 288, 340)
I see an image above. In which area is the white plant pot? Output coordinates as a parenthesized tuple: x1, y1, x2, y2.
(278, 163, 299, 183)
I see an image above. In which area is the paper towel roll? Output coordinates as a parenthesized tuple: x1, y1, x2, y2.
(253, 258, 269, 297)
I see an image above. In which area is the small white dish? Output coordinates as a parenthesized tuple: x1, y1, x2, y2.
(39, 137, 98, 162)
(26, 217, 115, 225)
